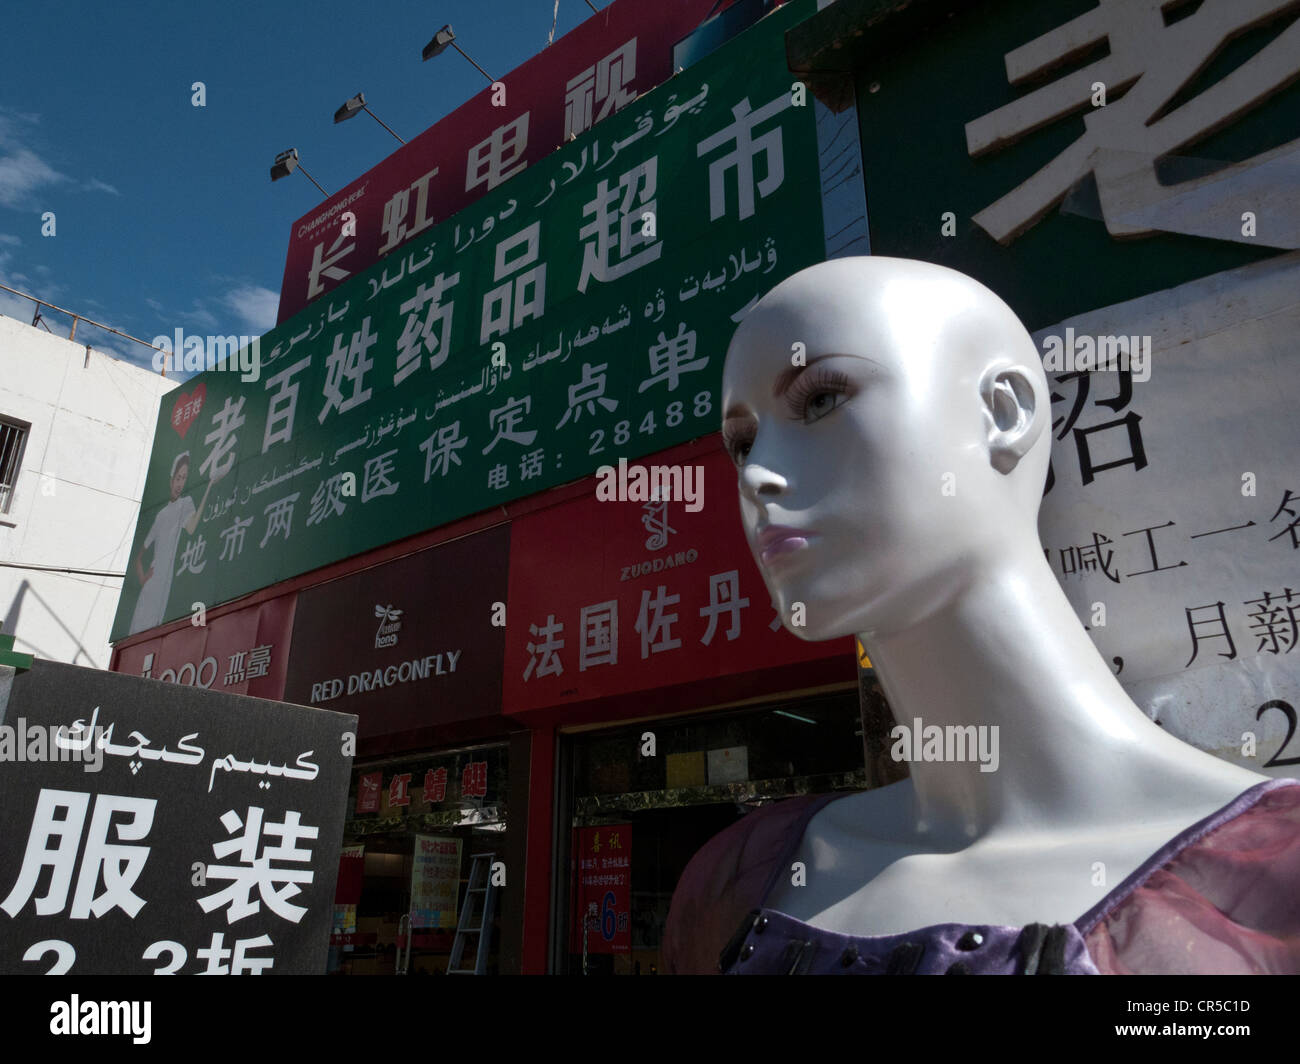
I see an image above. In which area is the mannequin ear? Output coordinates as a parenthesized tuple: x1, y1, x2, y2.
(979, 363, 1044, 474)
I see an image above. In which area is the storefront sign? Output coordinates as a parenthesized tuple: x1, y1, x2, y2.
(112, 1, 824, 640)
(283, 525, 508, 739)
(843, 0, 1295, 331)
(1034, 255, 1300, 773)
(112, 596, 295, 700)
(504, 441, 853, 713)
(347, 747, 507, 823)
(276, 0, 739, 321)
(410, 835, 463, 929)
(572, 824, 631, 954)
(355, 771, 382, 813)
(0, 660, 356, 975)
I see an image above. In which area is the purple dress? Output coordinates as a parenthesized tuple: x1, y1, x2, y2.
(663, 779, 1300, 975)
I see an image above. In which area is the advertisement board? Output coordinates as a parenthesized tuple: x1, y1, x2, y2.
(114, 1, 824, 641)
(571, 824, 631, 954)
(503, 440, 853, 714)
(281, 524, 509, 740)
(112, 595, 295, 700)
(1034, 254, 1300, 774)
(0, 660, 356, 975)
(276, 0, 754, 321)
(410, 835, 462, 929)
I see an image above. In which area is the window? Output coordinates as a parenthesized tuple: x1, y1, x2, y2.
(0, 415, 30, 514)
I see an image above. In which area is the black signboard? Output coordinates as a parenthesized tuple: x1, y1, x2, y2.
(0, 660, 356, 974)
(283, 523, 509, 740)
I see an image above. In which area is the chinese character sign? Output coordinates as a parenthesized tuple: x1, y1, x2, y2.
(1034, 256, 1300, 776)
(504, 442, 854, 713)
(0, 661, 357, 974)
(410, 835, 462, 930)
(114, 2, 824, 641)
(112, 597, 294, 700)
(276, 0, 733, 321)
(571, 824, 632, 954)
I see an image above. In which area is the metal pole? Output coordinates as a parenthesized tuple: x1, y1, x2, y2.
(362, 106, 406, 144)
(451, 42, 495, 83)
(296, 163, 330, 198)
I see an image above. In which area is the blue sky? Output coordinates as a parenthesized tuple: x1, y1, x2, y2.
(0, 0, 605, 372)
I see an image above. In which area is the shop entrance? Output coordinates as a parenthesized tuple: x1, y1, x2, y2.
(330, 742, 510, 975)
(557, 689, 865, 974)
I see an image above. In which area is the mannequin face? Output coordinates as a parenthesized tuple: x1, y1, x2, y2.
(721, 258, 1047, 641)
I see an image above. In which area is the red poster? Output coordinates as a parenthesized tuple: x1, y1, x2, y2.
(112, 595, 295, 700)
(571, 824, 632, 954)
(276, 0, 730, 322)
(503, 441, 853, 713)
(356, 771, 383, 813)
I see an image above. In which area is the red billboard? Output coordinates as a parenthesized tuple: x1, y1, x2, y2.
(503, 440, 852, 714)
(277, 0, 738, 322)
(112, 595, 295, 701)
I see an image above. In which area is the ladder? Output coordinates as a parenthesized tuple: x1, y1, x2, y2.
(447, 852, 496, 975)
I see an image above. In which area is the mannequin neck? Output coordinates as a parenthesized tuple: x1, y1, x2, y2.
(859, 546, 1223, 841)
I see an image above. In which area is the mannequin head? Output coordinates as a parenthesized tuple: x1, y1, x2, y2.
(721, 257, 1051, 641)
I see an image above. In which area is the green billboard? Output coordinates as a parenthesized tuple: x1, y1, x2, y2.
(115, 0, 825, 641)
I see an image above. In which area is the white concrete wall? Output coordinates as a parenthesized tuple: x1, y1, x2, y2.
(0, 314, 177, 668)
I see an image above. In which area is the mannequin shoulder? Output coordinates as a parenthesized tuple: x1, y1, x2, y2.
(662, 795, 829, 975)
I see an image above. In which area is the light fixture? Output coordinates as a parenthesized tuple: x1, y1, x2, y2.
(773, 709, 817, 724)
(269, 148, 329, 196)
(422, 24, 495, 83)
(334, 92, 405, 144)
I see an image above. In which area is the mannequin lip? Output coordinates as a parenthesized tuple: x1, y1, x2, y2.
(756, 524, 815, 564)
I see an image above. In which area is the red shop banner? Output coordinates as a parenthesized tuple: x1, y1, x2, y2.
(112, 595, 295, 700)
(571, 824, 632, 954)
(277, 0, 740, 322)
(503, 441, 852, 714)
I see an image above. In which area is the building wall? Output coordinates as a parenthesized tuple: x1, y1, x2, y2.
(0, 314, 177, 667)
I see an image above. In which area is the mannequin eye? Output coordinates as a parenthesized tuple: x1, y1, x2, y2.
(786, 368, 853, 424)
(723, 432, 753, 467)
(802, 390, 847, 422)
(722, 416, 756, 467)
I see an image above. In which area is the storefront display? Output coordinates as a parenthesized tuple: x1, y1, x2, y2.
(558, 691, 864, 974)
(333, 743, 511, 975)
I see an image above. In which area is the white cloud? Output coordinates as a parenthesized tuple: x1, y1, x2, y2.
(180, 302, 218, 330)
(0, 147, 67, 208)
(83, 177, 120, 196)
(222, 284, 279, 334)
(0, 288, 35, 323)
(0, 233, 20, 247)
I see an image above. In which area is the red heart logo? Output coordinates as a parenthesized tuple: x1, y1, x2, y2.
(170, 382, 206, 439)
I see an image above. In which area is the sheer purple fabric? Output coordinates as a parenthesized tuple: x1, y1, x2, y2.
(662, 779, 1300, 975)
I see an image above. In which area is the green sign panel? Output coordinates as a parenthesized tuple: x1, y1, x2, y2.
(840, 0, 1292, 331)
(115, 1, 824, 641)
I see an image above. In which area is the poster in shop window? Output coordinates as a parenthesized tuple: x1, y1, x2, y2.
(0, 660, 356, 974)
(571, 824, 631, 954)
(410, 835, 462, 929)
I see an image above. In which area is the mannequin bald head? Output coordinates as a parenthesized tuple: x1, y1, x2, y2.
(721, 257, 1052, 640)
